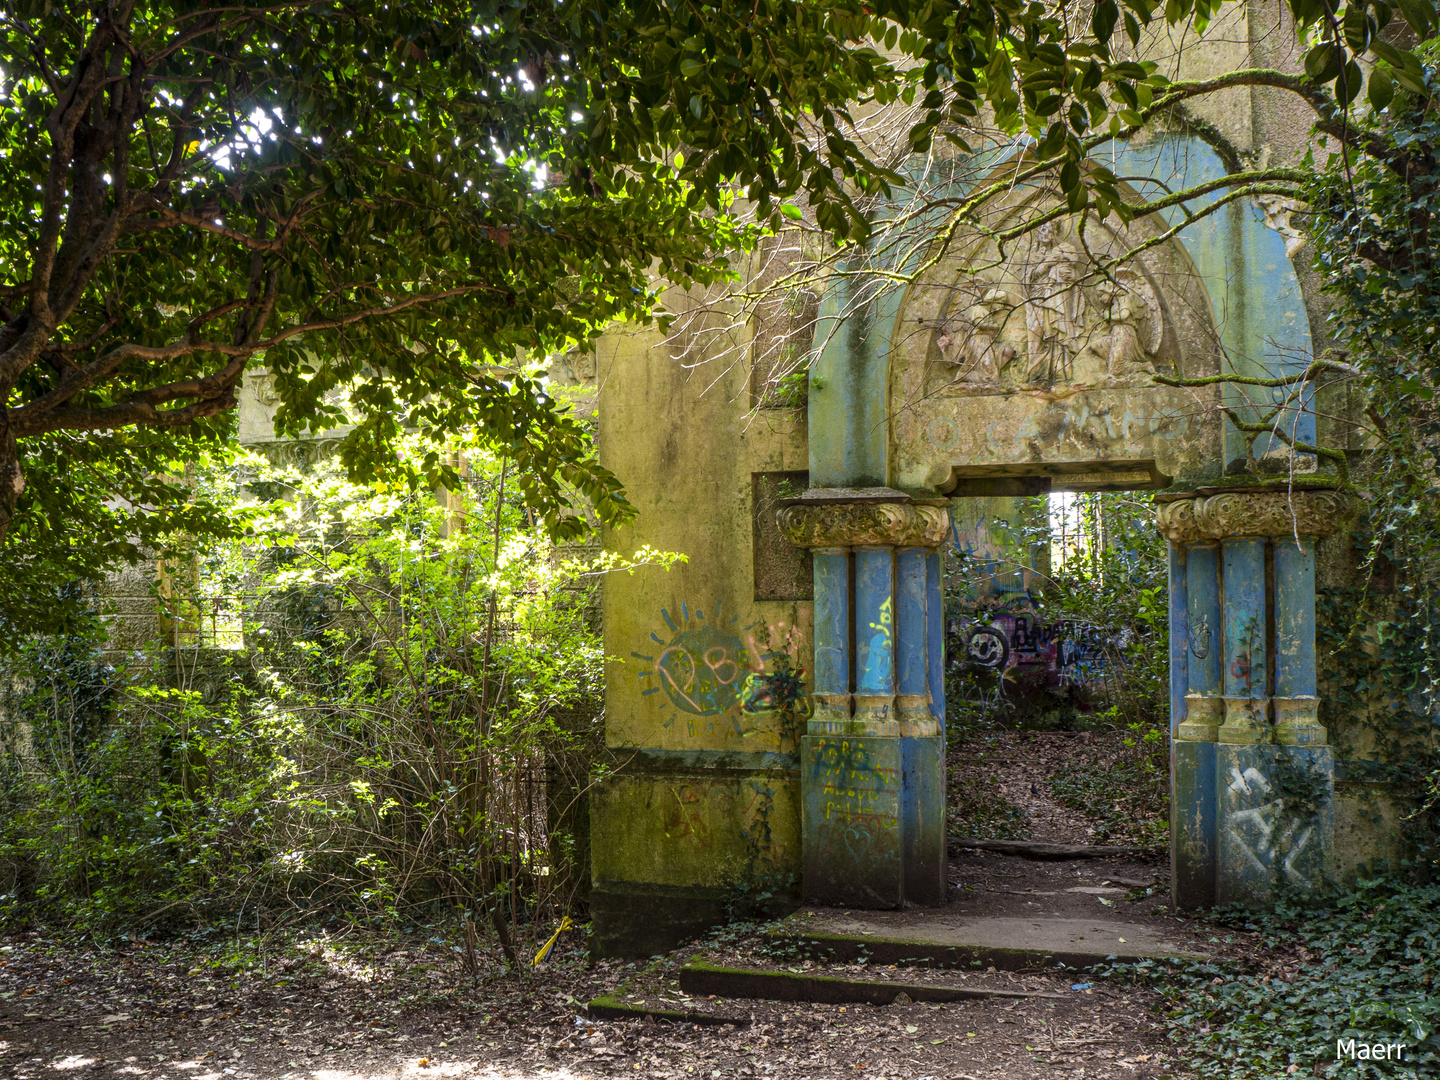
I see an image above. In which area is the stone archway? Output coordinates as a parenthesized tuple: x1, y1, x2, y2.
(787, 146, 1349, 911)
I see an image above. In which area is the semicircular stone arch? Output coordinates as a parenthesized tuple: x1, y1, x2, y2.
(890, 167, 1226, 494)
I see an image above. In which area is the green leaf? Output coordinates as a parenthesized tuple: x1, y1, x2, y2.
(1394, 0, 1436, 35)
(1093, 0, 1120, 43)
(1337, 59, 1364, 105)
(1304, 42, 1341, 83)
(779, 202, 803, 220)
(1367, 67, 1394, 110)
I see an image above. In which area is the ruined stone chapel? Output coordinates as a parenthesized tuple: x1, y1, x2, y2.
(578, 7, 1402, 956)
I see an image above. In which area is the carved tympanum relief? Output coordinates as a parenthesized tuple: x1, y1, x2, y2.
(891, 173, 1223, 492)
(925, 214, 1172, 396)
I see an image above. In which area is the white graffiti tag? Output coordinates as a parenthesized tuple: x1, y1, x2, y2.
(1225, 766, 1316, 887)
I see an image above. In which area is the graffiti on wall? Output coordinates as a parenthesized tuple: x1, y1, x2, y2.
(632, 599, 807, 740)
(950, 609, 1115, 688)
(807, 738, 901, 866)
(1224, 764, 1318, 887)
(950, 517, 1040, 604)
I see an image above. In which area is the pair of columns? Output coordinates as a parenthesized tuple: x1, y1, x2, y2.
(779, 492, 950, 908)
(1157, 487, 1356, 906)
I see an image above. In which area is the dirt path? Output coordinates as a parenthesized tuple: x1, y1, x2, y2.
(0, 896, 1205, 1080)
(947, 730, 1167, 847)
(0, 730, 1205, 1079)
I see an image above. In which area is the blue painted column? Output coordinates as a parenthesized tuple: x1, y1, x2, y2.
(1273, 538, 1325, 746)
(853, 546, 898, 733)
(1218, 538, 1270, 744)
(895, 548, 932, 734)
(926, 551, 945, 731)
(783, 499, 949, 911)
(1173, 537, 1219, 909)
(811, 548, 852, 734)
(1168, 544, 1189, 737)
(899, 546, 945, 904)
(1182, 543, 1223, 740)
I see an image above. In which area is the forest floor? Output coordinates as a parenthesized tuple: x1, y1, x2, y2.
(0, 731, 1237, 1080)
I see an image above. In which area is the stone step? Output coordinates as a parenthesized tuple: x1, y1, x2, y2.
(584, 993, 746, 1026)
(678, 958, 1068, 1006)
(768, 909, 1213, 971)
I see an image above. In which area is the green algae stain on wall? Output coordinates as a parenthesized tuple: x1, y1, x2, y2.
(592, 772, 800, 888)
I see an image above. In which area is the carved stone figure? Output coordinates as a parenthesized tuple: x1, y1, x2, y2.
(1086, 270, 1164, 381)
(934, 288, 1017, 385)
(918, 206, 1190, 398)
(1022, 221, 1088, 386)
(1254, 194, 1308, 259)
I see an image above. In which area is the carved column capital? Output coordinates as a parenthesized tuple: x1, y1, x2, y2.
(778, 502, 951, 549)
(1155, 498, 1206, 546)
(1155, 488, 1358, 544)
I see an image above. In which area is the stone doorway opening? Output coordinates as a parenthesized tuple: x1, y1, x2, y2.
(943, 489, 1172, 857)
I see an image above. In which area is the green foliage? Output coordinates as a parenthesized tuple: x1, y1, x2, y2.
(1111, 879, 1440, 1077)
(1302, 61, 1440, 850)
(0, 432, 246, 642)
(946, 764, 1032, 841)
(0, 439, 679, 947)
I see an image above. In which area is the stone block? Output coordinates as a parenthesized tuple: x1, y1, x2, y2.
(802, 735, 903, 907)
(1216, 744, 1334, 907)
(1171, 739, 1217, 909)
(902, 735, 948, 906)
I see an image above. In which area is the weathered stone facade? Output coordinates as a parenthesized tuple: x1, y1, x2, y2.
(588, 4, 1405, 955)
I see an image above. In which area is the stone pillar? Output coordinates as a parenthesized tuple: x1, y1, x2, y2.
(926, 551, 946, 730)
(1157, 501, 1217, 909)
(1157, 487, 1355, 908)
(1178, 540, 1221, 907)
(1220, 537, 1269, 743)
(1274, 538, 1324, 746)
(811, 548, 852, 733)
(779, 493, 949, 908)
(854, 546, 898, 733)
(896, 548, 930, 733)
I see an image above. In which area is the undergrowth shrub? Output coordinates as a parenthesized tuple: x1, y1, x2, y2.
(0, 441, 681, 960)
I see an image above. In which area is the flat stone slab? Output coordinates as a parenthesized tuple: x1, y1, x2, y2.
(679, 958, 1068, 1005)
(772, 908, 1212, 971)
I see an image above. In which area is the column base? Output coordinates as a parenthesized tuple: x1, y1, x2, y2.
(1273, 696, 1326, 746)
(807, 693, 853, 735)
(802, 735, 903, 908)
(1178, 694, 1223, 742)
(896, 693, 939, 737)
(851, 694, 899, 736)
(1218, 697, 1271, 744)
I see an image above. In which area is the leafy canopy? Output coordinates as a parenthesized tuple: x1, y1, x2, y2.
(3, 0, 1439, 632)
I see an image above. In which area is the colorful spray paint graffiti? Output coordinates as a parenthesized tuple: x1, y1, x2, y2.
(949, 610, 1115, 688)
(632, 601, 808, 741)
(949, 512, 1043, 604)
(807, 738, 901, 867)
